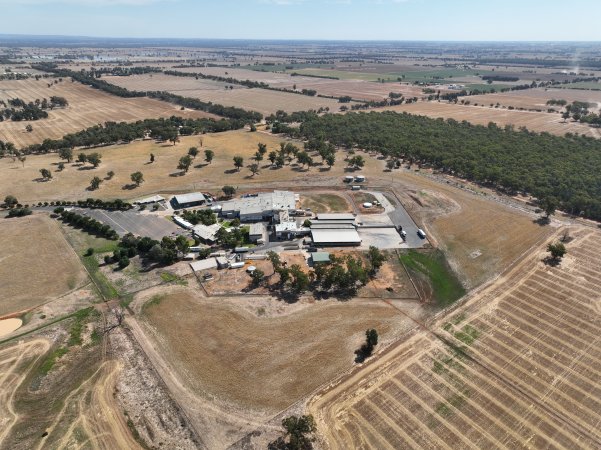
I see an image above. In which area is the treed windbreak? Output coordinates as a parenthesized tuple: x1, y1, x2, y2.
(298, 111, 601, 220)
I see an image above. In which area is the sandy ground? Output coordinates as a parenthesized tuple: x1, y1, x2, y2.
(0, 319, 22, 337)
(0, 214, 88, 317)
(0, 78, 214, 147)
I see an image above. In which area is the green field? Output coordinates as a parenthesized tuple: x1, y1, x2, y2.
(399, 250, 465, 307)
(554, 81, 601, 90)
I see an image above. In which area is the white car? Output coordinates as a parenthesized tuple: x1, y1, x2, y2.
(417, 229, 426, 239)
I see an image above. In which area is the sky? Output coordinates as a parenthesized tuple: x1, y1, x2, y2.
(0, 0, 600, 41)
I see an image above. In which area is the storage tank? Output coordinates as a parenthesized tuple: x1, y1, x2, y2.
(229, 261, 245, 269)
(363, 202, 373, 208)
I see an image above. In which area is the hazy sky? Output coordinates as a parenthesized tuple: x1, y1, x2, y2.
(1, 0, 600, 41)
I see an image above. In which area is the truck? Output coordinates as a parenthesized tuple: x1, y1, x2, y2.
(354, 175, 366, 183)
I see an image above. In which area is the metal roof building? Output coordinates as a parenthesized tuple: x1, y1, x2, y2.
(311, 252, 331, 264)
(220, 190, 296, 222)
(171, 192, 207, 209)
(311, 228, 361, 247)
(190, 258, 218, 272)
(316, 213, 356, 221)
(192, 223, 221, 243)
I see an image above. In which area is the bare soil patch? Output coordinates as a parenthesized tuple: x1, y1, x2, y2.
(298, 192, 352, 213)
(0, 214, 88, 317)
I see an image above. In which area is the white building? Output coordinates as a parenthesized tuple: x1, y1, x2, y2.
(220, 191, 297, 222)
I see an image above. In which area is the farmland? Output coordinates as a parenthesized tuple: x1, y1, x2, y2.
(376, 101, 601, 137)
(0, 78, 215, 147)
(135, 285, 427, 447)
(103, 73, 348, 115)
(309, 227, 601, 449)
(468, 87, 601, 112)
(0, 214, 88, 317)
(0, 129, 382, 203)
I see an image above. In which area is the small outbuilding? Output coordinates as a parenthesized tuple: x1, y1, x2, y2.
(190, 258, 218, 272)
(311, 252, 331, 264)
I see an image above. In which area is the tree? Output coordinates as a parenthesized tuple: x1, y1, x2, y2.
(540, 197, 557, 219)
(280, 415, 317, 450)
(275, 154, 285, 168)
(289, 265, 310, 293)
(257, 143, 267, 156)
(233, 155, 244, 171)
(150, 153, 155, 163)
(25, 124, 33, 133)
(90, 176, 102, 190)
(254, 151, 263, 162)
(325, 153, 335, 169)
(222, 185, 236, 198)
(178, 155, 193, 173)
(204, 149, 214, 164)
(296, 151, 313, 169)
(547, 242, 567, 261)
(57, 162, 65, 171)
(87, 152, 102, 168)
(106, 170, 115, 180)
(367, 246, 387, 274)
(4, 195, 18, 208)
(249, 163, 260, 176)
(268, 151, 277, 166)
(250, 268, 265, 286)
(366, 328, 378, 348)
(77, 153, 87, 164)
(118, 255, 130, 269)
(59, 147, 73, 163)
(130, 171, 144, 186)
(39, 168, 52, 180)
(188, 146, 199, 159)
(302, 219, 312, 228)
(386, 159, 395, 171)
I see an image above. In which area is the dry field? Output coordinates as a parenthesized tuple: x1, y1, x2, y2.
(137, 286, 420, 414)
(309, 227, 601, 449)
(298, 192, 353, 213)
(377, 101, 601, 137)
(0, 214, 88, 317)
(0, 78, 215, 148)
(104, 73, 348, 115)
(172, 66, 422, 101)
(469, 87, 601, 112)
(0, 130, 381, 203)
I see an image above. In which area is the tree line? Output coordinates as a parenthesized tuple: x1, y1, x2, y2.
(32, 63, 263, 123)
(294, 111, 601, 220)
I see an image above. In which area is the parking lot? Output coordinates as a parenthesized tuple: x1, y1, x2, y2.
(75, 208, 182, 240)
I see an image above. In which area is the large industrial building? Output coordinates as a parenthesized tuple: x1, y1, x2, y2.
(220, 191, 297, 222)
(310, 213, 361, 247)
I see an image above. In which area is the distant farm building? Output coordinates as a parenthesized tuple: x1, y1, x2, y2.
(171, 192, 207, 209)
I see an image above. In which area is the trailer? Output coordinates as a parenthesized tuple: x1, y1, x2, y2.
(229, 261, 245, 269)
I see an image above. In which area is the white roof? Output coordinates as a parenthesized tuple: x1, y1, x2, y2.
(190, 258, 218, 272)
(249, 222, 265, 235)
(173, 192, 206, 204)
(173, 215, 194, 229)
(276, 222, 309, 233)
(192, 223, 221, 241)
(221, 190, 296, 216)
(135, 194, 165, 204)
(311, 223, 356, 229)
(316, 213, 356, 221)
(311, 228, 361, 244)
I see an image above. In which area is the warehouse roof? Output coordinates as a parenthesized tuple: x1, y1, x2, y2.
(249, 222, 265, 236)
(192, 223, 221, 241)
(135, 194, 165, 204)
(316, 213, 356, 221)
(311, 228, 361, 244)
(190, 258, 217, 272)
(310, 223, 357, 230)
(173, 192, 206, 204)
(221, 191, 296, 216)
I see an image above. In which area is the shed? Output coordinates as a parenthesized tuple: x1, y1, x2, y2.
(311, 228, 362, 247)
(311, 252, 331, 264)
(171, 192, 206, 209)
(216, 257, 229, 269)
(190, 258, 218, 272)
(249, 222, 265, 242)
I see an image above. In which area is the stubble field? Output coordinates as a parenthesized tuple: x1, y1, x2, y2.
(0, 214, 88, 316)
(104, 73, 349, 115)
(376, 101, 601, 137)
(309, 227, 601, 449)
(0, 78, 215, 147)
(468, 87, 601, 112)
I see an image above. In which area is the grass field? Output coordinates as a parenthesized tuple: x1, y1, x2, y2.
(138, 287, 415, 413)
(399, 250, 465, 307)
(309, 227, 601, 449)
(0, 78, 214, 147)
(0, 129, 381, 203)
(104, 73, 349, 115)
(376, 101, 601, 138)
(0, 214, 88, 317)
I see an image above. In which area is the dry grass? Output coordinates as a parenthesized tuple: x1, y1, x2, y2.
(0, 214, 88, 317)
(0, 78, 215, 147)
(468, 87, 601, 112)
(298, 192, 352, 213)
(104, 73, 348, 115)
(139, 287, 410, 412)
(0, 130, 381, 203)
(309, 227, 601, 450)
(375, 101, 601, 138)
